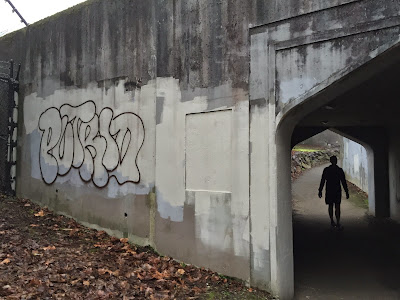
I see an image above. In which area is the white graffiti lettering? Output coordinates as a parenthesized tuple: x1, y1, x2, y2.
(38, 101, 145, 187)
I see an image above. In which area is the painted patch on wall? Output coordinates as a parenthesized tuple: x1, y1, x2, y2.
(38, 100, 145, 187)
(185, 110, 232, 192)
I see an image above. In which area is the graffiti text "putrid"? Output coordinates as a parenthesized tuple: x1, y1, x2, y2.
(38, 101, 145, 187)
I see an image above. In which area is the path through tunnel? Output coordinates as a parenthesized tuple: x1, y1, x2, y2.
(292, 157, 400, 299)
(277, 45, 400, 298)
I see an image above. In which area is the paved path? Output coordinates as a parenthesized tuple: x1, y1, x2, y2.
(293, 164, 400, 299)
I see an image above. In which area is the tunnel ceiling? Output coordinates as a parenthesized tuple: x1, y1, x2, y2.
(297, 60, 400, 129)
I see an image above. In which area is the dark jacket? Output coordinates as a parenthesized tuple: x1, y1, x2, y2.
(319, 165, 349, 204)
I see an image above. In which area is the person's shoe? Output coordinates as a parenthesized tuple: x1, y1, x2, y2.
(331, 220, 336, 227)
(336, 223, 343, 230)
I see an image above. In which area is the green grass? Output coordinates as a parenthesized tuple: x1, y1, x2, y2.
(347, 182, 369, 209)
(292, 144, 327, 152)
(293, 148, 320, 152)
(348, 192, 369, 209)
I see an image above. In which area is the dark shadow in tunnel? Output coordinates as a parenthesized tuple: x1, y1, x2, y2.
(291, 131, 400, 299)
(293, 207, 400, 299)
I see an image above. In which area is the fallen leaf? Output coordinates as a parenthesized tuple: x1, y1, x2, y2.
(34, 210, 45, 217)
(83, 280, 90, 286)
(142, 263, 153, 271)
(129, 252, 143, 259)
(0, 258, 10, 264)
(45, 259, 54, 266)
(24, 203, 31, 207)
(120, 281, 129, 289)
(0, 231, 5, 234)
(98, 268, 118, 276)
(177, 269, 185, 275)
(28, 278, 41, 286)
(145, 287, 153, 297)
(32, 250, 42, 256)
(97, 290, 106, 297)
(96, 230, 106, 237)
(120, 238, 129, 243)
(70, 279, 79, 286)
(43, 246, 56, 251)
(84, 268, 93, 275)
(122, 245, 137, 255)
(98, 268, 107, 275)
(192, 286, 203, 294)
(69, 228, 79, 236)
(29, 224, 39, 227)
(152, 271, 164, 280)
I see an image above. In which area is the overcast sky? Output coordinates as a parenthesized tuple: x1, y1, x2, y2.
(0, 0, 86, 36)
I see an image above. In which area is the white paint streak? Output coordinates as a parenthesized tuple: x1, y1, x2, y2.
(186, 110, 232, 192)
(155, 78, 249, 257)
(250, 104, 270, 254)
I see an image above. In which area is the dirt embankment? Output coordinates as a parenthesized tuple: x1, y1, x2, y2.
(291, 148, 340, 179)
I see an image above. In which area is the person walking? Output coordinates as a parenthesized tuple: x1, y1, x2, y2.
(318, 156, 349, 229)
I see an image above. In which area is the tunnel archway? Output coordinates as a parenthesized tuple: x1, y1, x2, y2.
(275, 43, 400, 298)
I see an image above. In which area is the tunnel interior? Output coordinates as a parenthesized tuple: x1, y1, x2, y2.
(292, 58, 400, 218)
(289, 53, 400, 298)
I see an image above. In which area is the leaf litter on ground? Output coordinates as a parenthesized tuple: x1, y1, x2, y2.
(0, 195, 272, 299)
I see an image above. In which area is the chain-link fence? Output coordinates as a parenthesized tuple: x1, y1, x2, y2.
(0, 60, 18, 195)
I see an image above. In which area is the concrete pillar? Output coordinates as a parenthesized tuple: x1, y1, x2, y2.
(371, 144, 390, 217)
(388, 128, 400, 221)
(273, 122, 294, 300)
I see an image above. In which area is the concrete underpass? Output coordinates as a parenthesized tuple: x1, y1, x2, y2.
(292, 164, 400, 299)
(287, 45, 400, 298)
(291, 50, 400, 220)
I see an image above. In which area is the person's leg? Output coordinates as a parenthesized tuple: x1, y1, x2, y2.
(335, 202, 341, 227)
(328, 203, 335, 226)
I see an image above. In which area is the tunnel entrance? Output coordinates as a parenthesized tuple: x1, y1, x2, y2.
(292, 132, 378, 298)
(278, 46, 400, 298)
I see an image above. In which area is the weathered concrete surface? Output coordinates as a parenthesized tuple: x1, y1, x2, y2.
(1, 0, 253, 290)
(250, 0, 400, 298)
(342, 138, 368, 193)
(1, 0, 400, 299)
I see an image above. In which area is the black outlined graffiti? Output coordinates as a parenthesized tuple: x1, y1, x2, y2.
(38, 100, 145, 188)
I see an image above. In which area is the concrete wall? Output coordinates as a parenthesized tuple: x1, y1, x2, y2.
(0, 0, 254, 286)
(342, 138, 368, 193)
(1, 0, 400, 299)
(388, 129, 400, 222)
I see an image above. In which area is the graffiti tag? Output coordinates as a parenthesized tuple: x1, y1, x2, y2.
(38, 101, 145, 187)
